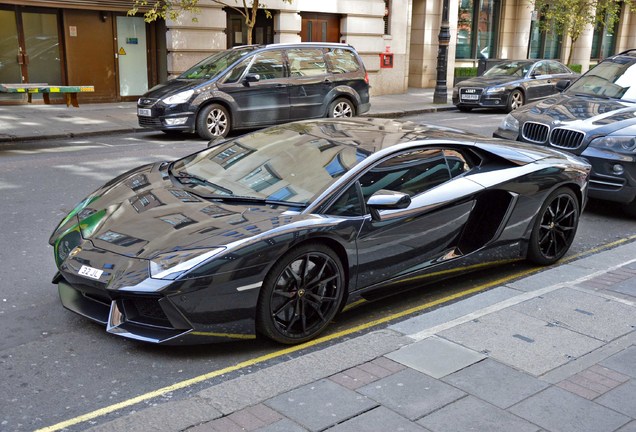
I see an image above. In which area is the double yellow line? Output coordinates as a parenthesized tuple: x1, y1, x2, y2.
(36, 235, 636, 432)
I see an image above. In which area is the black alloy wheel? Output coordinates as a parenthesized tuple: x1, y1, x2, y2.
(527, 187, 580, 265)
(257, 243, 345, 344)
(196, 103, 230, 139)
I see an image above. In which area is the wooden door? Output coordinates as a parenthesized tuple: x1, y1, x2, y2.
(301, 13, 340, 43)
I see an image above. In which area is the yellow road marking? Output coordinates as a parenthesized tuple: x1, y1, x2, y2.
(36, 235, 636, 432)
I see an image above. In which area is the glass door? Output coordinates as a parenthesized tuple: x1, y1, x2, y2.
(116, 16, 148, 97)
(0, 9, 22, 83)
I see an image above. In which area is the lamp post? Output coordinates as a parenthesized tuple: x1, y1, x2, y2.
(433, 0, 451, 104)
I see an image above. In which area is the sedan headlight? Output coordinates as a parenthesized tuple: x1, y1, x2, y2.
(499, 114, 519, 132)
(485, 87, 506, 94)
(589, 136, 636, 153)
(149, 247, 225, 280)
(162, 90, 194, 105)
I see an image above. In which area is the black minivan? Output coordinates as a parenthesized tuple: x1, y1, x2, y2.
(137, 43, 370, 139)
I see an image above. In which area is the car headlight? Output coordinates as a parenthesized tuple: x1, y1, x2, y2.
(589, 136, 636, 153)
(149, 247, 226, 280)
(162, 90, 194, 105)
(499, 113, 519, 132)
(485, 87, 506, 94)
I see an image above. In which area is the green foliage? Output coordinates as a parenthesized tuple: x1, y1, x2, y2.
(568, 64, 582, 73)
(454, 67, 478, 78)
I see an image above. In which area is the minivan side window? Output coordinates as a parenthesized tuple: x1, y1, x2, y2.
(325, 48, 361, 74)
(247, 50, 285, 80)
(287, 48, 327, 77)
(223, 56, 252, 84)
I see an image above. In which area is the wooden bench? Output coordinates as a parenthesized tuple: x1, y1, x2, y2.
(0, 83, 95, 107)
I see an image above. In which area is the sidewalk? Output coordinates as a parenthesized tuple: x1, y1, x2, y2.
(82, 242, 636, 432)
(0, 88, 454, 143)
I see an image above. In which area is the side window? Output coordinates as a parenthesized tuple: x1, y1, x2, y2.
(359, 149, 451, 200)
(246, 50, 285, 80)
(287, 48, 327, 77)
(222, 56, 252, 84)
(444, 150, 471, 178)
(533, 62, 548, 76)
(550, 62, 569, 74)
(326, 184, 364, 217)
(325, 48, 361, 74)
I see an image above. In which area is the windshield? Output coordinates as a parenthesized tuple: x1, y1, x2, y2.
(483, 61, 533, 78)
(178, 47, 255, 80)
(170, 122, 373, 205)
(566, 57, 636, 102)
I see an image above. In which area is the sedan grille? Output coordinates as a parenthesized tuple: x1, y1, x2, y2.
(459, 87, 483, 102)
(521, 121, 549, 144)
(549, 128, 585, 150)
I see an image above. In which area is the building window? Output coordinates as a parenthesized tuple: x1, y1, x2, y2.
(591, 7, 620, 60)
(240, 163, 281, 192)
(528, 9, 562, 59)
(456, 0, 501, 60)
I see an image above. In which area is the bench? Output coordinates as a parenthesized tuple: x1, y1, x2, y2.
(0, 83, 95, 107)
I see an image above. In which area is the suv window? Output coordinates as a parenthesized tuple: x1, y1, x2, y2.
(566, 57, 636, 101)
(288, 48, 327, 77)
(325, 48, 361, 74)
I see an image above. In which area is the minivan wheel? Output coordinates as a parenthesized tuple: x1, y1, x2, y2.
(328, 98, 355, 118)
(196, 104, 230, 139)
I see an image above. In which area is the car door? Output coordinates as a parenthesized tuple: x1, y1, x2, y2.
(216, 49, 290, 127)
(287, 47, 333, 120)
(526, 62, 554, 101)
(350, 148, 484, 289)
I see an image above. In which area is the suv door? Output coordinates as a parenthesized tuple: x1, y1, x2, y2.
(217, 49, 290, 127)
(287, 47, 333, 120)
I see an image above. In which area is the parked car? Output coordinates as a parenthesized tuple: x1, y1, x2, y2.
(137, 43, 370, 139)
(453, 59, 578, 112)
(49, 118, 589, 345)
(493, 49, 636, 216)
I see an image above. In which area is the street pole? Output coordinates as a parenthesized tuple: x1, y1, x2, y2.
(433, 0, 451, 104)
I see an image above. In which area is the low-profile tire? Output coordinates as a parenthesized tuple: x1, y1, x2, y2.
(527, 187, 580, 265)
(328, 98, 355, 118)
(256, 243, 345, 344)
(196, 103, 230, 139)
(458, 106, 473, 112)
(505, 89, 524, 112)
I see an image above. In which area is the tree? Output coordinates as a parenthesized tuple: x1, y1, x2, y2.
(129, 0, 292, 45)
(531, 0, 635, 65)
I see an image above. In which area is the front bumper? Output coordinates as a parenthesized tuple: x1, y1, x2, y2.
(137, 101, 196, 132)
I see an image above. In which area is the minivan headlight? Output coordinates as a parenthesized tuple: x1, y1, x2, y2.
(162, 90, 194, 105)
(589, 136, 636, 153)
(499, 114, 519, 132)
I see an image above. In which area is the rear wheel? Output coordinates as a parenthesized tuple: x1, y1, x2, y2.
(196, 103, 230, 139)
(256, 243, 345, 344)
(527, 187, 580, 265)
(328, 98, 355, 118)
(506, 89, 524, 112)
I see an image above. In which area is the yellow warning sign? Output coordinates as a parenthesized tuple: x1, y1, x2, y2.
(119, 47, 126, 55)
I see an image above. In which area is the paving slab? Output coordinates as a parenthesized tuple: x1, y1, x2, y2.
(255, 418, 308, 432)
(442, 358, 549, 409)
(417, 396, 541, 432)
(617, 421, 636, 432)
(504, 264, 594, 292)
(326, 406, 430, 432)
(600, 346, 636, 378)
(439, 307, 604, 375)
(386, 336, 485, 378)
(511, 288, 636, 342)
(357, 368, 465, 420)
(596, 381, 636, 418)
(509, 386, 630, 432)
(264, 379, 377, 432)
(569, 246, 636, 271)
(608, 278, 636, 298)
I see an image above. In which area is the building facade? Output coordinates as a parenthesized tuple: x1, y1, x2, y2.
(1, 0, 635, 104)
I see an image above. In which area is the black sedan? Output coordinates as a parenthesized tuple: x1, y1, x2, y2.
(49, 118, 590, 345)
(453, 60, 578, 112)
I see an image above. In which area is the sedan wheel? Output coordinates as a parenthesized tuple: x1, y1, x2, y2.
(196, 103, 230, 139)
(328, 98, 355, 118)
(506, 89, 524, 112)
(527, 188, 579, 265)
(257, 243, 344, 344)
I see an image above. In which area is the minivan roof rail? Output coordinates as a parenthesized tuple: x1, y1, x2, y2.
(615, 49, 636, 56)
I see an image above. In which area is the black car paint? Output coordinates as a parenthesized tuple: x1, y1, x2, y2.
(50, 119, 590, 344)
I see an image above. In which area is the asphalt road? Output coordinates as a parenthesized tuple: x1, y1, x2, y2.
(1, 112, 634, 431)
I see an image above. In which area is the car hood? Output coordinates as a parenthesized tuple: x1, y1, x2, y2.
(519, 93, 636, 132)
(457, 76, 517, 88)
(76, 163, 305, 260)
(141, 79, 205, 100)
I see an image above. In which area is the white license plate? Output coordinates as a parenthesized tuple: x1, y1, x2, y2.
(461, 94, 480, 101)
(78, 265, 103, 280)
(137, 108, 152, 116)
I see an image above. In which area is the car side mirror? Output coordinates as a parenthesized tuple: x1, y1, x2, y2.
(556, 80, 571, 92)
(366, 189, 411, 221)
(243, 74, 260, 86)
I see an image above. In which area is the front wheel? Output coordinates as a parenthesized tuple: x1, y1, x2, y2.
(505, 89, 524, 112)
(527, 187, 580, 265)
(196, 103, 230, 139)
(256, 243, 345, 344)
(328, 98, 355, 118)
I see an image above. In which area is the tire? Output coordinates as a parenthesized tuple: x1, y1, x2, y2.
(196, 103, 230, 139)
(328, 98, 355, 118)
(527, 187, 580, 265)
(458, 106, 473, 112)
(256, 243, 345, 344)
(505, 89, 524, 112)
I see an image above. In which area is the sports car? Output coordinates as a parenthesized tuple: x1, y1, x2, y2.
(49, 118, 590, 345)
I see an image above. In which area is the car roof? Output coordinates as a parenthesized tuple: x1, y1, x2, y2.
(230, 42, 357, 51)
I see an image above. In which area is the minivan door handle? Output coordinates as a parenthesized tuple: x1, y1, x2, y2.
(323, 79, 332, 84)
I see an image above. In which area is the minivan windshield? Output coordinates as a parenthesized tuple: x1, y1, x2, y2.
(566, 58, 636, 102)
(179, 47, 255, 80)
